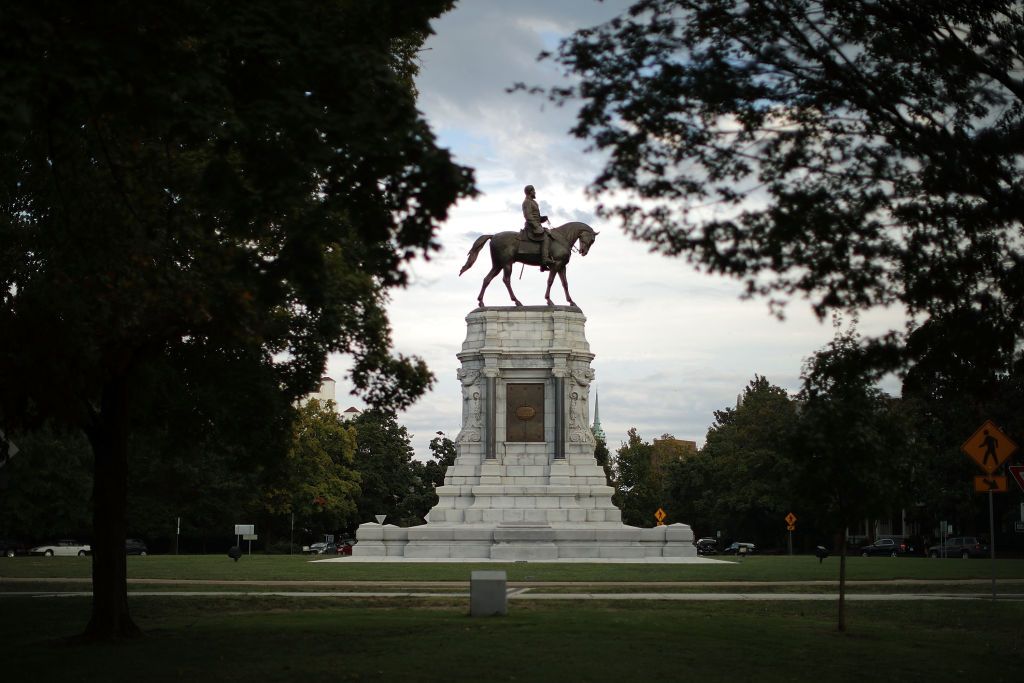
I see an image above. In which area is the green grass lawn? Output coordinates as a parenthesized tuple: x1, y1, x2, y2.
(2, 553, 1023, 584)
(3, 556, 1022, 681)
(1, 595, 1021, 682)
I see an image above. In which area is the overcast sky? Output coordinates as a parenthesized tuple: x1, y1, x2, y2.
(325, 0, 905, 459)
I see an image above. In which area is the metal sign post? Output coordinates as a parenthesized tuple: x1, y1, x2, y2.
(243, 533, 258, 554)
(234, 524, 255, 559)
(961, 421, 1018, 602)
(785, 512, 797, 556)
(988, 491, 996, 600)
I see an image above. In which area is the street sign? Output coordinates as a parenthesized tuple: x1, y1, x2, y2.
(654, 507, 667, 525)
(234, 524, 255, 535)
(1015, 522, 1024, 533)
(974, 475, 1008, 493)
(785, 512, 797, 526)
(1009, 465, 1024, 493)
(786, 524, 796, 531)
(962, 420, 1018, 474)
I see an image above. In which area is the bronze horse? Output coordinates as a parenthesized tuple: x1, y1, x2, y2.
(459, 222, 598, 307)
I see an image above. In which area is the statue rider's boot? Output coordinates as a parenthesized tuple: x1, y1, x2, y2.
(540, 236, 553, 271)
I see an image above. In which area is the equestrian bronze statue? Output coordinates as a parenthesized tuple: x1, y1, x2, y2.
(458, 221, 599, 307)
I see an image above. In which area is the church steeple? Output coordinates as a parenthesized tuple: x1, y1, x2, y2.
(591, 388, 606, 442)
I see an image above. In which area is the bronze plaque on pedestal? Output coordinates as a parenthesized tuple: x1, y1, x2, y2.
(506, 383, 544, 442)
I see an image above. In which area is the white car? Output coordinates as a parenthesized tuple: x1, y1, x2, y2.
(30, 539, 91, 557)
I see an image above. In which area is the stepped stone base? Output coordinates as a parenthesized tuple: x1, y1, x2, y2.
(354, 306, 697, 561)
(357, 521, 695, 560)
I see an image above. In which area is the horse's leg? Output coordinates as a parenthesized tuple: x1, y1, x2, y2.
(559, 268, 576, 307)
(544, 267, 559, 306)
(477, 265, 502, 307)
(501, 263, 523, 306)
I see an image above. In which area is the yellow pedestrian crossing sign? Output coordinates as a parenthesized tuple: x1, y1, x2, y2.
(962, 420, 1018, 474)
(654, 508, 666, 525)
(785, 512, 797, 526)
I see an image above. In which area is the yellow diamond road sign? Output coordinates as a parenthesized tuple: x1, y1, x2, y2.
(785, 512, 797, 526)
(654, 508, 667, 523)
(962, 420, 1018, 474)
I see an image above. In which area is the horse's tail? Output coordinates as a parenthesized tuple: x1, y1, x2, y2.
(459, 235, 492, 276)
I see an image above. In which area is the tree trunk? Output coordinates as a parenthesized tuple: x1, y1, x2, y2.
(837, 532, 847, 632)
(83, 374, 140, 640)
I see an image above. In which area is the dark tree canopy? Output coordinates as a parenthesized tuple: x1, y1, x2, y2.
(0, 426, 92, 540)
(0, 0, 474, 423)
(593, 436, 615, 487)
(549, 1, 1024, 355)
(399, 431, 458, 525)
(350, 410, 419, 526)
(0, 0, 473, 639)
(679, 375, 798, 543)
(793, 325, 908, 631)
(611, 428, 662, 527)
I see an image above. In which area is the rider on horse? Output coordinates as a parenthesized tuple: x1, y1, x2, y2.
(522, 184, 556, 272)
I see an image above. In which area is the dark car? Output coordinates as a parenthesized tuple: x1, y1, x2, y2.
(125, 539, 148, 556)
(928, 536, 988, 559)
(0, 539, 29, 558)
(694, 538, 718, 556)
(336, 540, 356, 556)
(722, 542, 756, 555)
(859, 538, 916, 557)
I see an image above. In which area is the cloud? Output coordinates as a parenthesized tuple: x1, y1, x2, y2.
(325, 1, 907, 461)
(417, 1, 631, 190)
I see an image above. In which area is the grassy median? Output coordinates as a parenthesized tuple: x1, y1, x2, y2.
(3, 556, 1022, 681)
(1, 594, 1021, 682)
(3, 553, 1024, 584)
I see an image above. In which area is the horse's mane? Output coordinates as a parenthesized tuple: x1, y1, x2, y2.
(551, 221, 594, 234)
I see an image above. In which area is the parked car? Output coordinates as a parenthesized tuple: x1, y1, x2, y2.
(722, 542, 756, 555)
(928, 536, 988, 559)
(305, 542, 328, 554)
(30, 539, 91, 557)
(694, 538, 718, 556)
(337, 540, 356, 556)
(125, 539, 148, 556)
(0, 539, 29, 557)
(859, 538, 917, 557)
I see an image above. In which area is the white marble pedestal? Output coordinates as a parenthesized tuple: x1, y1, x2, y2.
(355, 306, 696, 560)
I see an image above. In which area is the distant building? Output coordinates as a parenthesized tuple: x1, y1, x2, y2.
(308, 376, 336, 405)
(651, 437, 697, 472)
(591, 389, 606, 442)
(300, 377, 361, 419)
